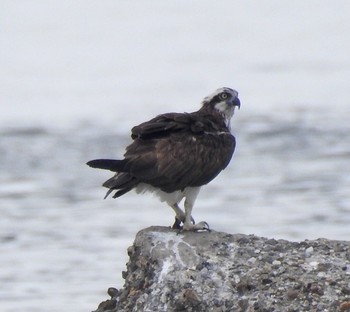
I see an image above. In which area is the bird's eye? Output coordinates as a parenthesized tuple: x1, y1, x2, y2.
(220, 92, 228, 100)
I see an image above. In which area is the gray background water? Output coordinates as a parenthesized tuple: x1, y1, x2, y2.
(1, 1, 350, 311)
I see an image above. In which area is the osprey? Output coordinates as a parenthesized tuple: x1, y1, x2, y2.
(87, 87, 240, 231)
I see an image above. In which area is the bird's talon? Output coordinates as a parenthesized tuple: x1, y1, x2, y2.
(172, 217, 182, 230)
(200, 221, 211, 232)
(182, 221, 210, 232)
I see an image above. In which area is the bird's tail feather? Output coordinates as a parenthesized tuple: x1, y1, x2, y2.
(86, 159, 126, 172)
(87, 158, 137, 198)
(102, 173, 138, 199)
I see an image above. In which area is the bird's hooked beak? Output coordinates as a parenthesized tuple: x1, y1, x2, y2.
(232, 97, 241, 109)
(230, 96, 241, 114)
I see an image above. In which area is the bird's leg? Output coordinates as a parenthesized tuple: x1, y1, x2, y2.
(170, 203, 195, 229)
(172, 217, 182, 230)
(170, 203, 186, 229)
(182, 188, 210, 232)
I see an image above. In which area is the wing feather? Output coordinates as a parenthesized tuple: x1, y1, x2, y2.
(123, 112, 236, 192)
(131, 113, 189, 139)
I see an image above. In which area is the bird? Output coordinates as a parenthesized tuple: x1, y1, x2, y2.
(87, 87, 240, 231)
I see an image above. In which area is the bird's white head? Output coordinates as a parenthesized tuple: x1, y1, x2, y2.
(201, 87, 240, 128)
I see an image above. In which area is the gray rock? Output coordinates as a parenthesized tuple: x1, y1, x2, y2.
(93, 226, 350, 312)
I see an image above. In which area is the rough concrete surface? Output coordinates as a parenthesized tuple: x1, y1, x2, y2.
(93, 226, 350, 312)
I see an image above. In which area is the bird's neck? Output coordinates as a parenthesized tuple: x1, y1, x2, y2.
(198, 106, 232, 132)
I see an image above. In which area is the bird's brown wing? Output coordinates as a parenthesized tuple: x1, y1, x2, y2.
(124, 112, 236, 192)
(131, 113, 198, 139)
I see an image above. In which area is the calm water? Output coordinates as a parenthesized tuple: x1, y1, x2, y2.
(1, 1, 350, 311)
